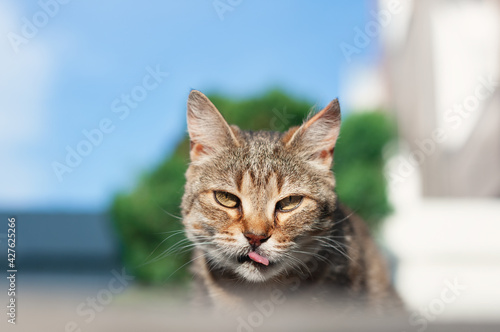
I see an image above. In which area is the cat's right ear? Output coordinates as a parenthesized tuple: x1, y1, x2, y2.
(284, 98, 341, 168)
(186, 90, 239, 161)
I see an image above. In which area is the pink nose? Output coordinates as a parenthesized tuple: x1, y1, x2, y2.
(244, 232, 270, 247)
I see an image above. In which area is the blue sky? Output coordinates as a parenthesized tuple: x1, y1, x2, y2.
(0, 0, 379, 211)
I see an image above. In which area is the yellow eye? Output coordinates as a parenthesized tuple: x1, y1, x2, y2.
(276, 195, 303, 212)
(214, 191, 240, 208)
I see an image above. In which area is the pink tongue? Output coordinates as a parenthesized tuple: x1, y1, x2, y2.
(248, 251, 269, 266)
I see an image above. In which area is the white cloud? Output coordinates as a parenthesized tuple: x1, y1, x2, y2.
(0, 3, 52, 143)
(0, 2, 54, 208)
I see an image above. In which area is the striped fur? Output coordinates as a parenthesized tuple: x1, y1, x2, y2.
(181, 90, 401, 313)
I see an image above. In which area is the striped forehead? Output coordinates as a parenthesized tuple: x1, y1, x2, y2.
(235, 167, 284, 196)
(235, 168, 283, 220)
(234, 133, 286, 214)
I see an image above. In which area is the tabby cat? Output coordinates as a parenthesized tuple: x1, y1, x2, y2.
(181, 90, 401, 314)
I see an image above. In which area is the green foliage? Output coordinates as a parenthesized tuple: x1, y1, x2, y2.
(333, 111, 396, 230)
(110, 90, 395, 284)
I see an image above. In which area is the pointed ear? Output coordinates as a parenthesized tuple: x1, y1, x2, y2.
(284, 99, 341, 167)
(186, 90, 239, 161)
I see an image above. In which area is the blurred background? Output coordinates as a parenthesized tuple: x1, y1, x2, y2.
(1, 0, 499, 330)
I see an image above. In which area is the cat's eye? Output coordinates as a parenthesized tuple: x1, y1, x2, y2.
(276, 195, 303, 212)
(214, 191, 240, 208)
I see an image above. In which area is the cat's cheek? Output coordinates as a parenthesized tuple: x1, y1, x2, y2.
(185, 218, 216, 238)
(219, 225, 247, 245)
(268, 234, 292, 249)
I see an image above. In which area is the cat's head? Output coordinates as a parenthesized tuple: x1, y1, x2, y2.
(181, 90, 341, 283)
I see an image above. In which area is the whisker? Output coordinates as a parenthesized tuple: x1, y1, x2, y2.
(143, 230, 186, 262)
(139, 238, 194, 267)
(331, 211, 356, 227)
(165, 252, 208, 281)
(154, 202, 184, 220)
(313, 238, 353, 262)
(281, 252, 312, 277)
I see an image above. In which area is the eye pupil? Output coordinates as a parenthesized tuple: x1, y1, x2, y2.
(214, 191, 239, 208)
(277, 195, 303, 212)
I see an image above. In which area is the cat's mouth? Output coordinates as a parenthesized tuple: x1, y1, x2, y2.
(237, 251, 270, 266)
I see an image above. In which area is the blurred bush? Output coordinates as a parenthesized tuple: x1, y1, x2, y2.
(333, 111, 396, 230)
(110, 90, 396, 284)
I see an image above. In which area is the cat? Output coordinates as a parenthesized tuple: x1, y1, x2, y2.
(181, 90, 402, 314)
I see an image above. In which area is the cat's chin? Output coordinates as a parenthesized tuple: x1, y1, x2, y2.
(234, 261, 281, 283)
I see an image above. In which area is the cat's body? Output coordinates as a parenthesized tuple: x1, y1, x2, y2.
(181, 91, 401, 314)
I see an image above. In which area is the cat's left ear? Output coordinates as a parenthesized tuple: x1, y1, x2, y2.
(284, 99, 341, 167)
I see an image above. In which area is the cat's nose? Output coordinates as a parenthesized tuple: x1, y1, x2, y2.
(244, 232, 270, 248)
